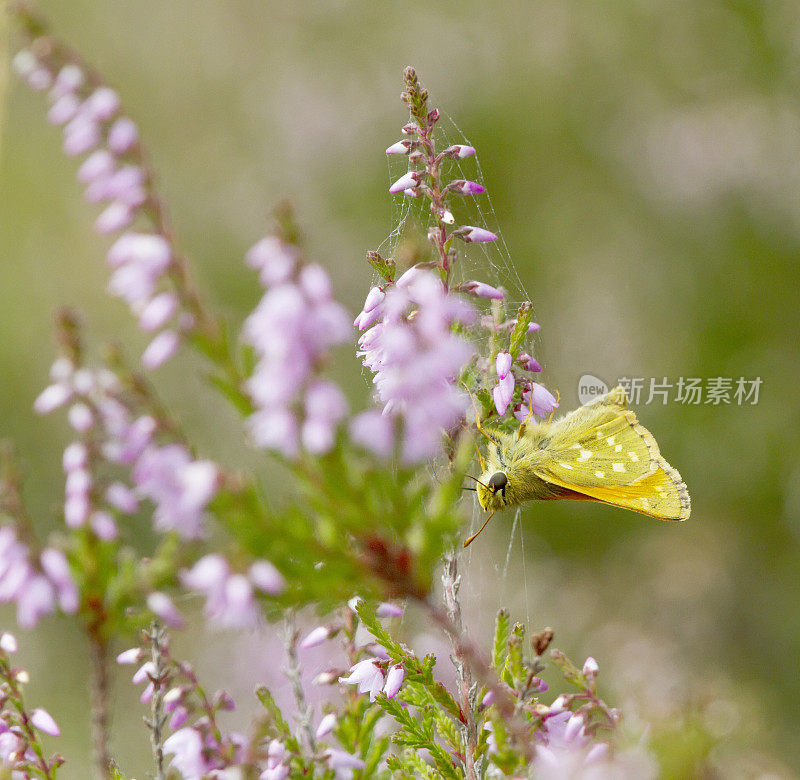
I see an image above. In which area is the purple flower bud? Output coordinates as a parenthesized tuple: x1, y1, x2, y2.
(132, 661, 156, 685)
(325, 749, 366, 773)
(64, 495, 90, 528)
(107, 117, 139, 154)
(90, 511, 118, 541)
(388, 171, 419, 193)
(459, 226, 499, 243)
(518, 353, 542, 372)
(82, 87, 120, 121)
(94, 201, 133, 234)
(447, 179, 486, 196)
(383, 664, 405, 699)
(107, 232, 172, 269)
(385, 140, 411, 155)
(549, 695, 568, 713)
(353, 305, 382, 331)
(12, 50, 38, 79)
(138, 292, 178, 332)
(52, 65, 84, 97)
(63, 114, 100, 156)
(140, 682, 155, 703)
(16, 576, 56, 628)
(106, 482, 139, 514)
(481, 689, 495, 707)
(315, 713, 336, 739)
(77, 149, 116, 184)
(362, 286, 385, 314)
(47, 93, 80, 126)
(495, 351, 512, 380)
(245, 237, 297, 286)
(27, 68, 53, 91)
(585, 743, 610, 764)
(299, 264, 333, 302)
(141, 330, 180, 369)
(493, 373, 515, 416)
(65, 469, 91, 499)
(116, 648, 141, 665)
(248, 560, 285, 595)
(147, 592, 186, 628)
(349, 410, 394, 458)
(49, 357, 74, 382)
(0, 633, 18, 654)
(461, 280, 504, 299)
(523, 382, 559, 418)
(62, 442, 88, 473)
(376, 602, 404, 618)
(582, 657, 599, 677)
(394, 265, 425, 287)
(527, 321, 541, 333)
(444, 144, 476, 159)
(169, 706, 189, 730)
(30, 708, 60, 737)
(68, 403, 94, 432)
(34, 384, 71, 414)
(299, 626, 330, 649)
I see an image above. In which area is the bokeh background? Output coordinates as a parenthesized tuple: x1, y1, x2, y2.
(2, 1, 800, 777)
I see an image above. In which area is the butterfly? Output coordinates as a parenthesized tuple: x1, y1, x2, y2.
(466, 386, 690, 546)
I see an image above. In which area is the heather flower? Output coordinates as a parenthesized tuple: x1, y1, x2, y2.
(447, 179, 486, 196)
(461, 280, 505, 299)
(0, 634, 17, 654)
(30, 708, 60, 737)
(147, 592, 186, 629)
(352, 269, 476, 462)
(315, 713, 337, 739)
(324, 747, 366, 776)
(133, 444, 218, 539)
(180, 553, 282, 629)
(242, 234, 350, 459)
(376, 601, 404, 618)
(458, 226, 499, 243)
(339, 658, 384, 701)
(382, 664, 405, 698)
(299, 625, 331, 649)
(163, 727, 210, 779)
(515, 381, 559, 422)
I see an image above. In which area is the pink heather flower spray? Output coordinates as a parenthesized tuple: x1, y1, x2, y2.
(6, 3, 679, 774)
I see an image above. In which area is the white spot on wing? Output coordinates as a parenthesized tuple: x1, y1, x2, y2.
(612, 463, 625, 473)
(628, 452, 639, 462)
(577, 450, 592, 462)
(614, 444, 623, 452)
(559, 462, 574, 470)
(606, 436, 616, 445)
(594, 470, 605, 478)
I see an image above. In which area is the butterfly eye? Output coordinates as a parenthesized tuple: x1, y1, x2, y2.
(488, 472, 508, 495)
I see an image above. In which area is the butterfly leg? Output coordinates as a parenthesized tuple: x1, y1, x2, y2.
(546, 390, 561, 425)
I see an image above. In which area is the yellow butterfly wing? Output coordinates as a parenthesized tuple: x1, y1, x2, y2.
(532, 387, 690, 521)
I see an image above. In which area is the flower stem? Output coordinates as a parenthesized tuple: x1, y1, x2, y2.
(146, 622, 168, 780)
(441, 554, 478, 780)
(87, 629, 111, 780)
(283, 612, 317, 755)
(424, 554, 538, 764)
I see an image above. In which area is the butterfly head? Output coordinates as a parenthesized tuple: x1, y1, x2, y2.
(476, 470, 509, 511)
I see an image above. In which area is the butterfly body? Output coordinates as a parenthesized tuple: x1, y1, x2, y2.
(474, 386, 690, 521)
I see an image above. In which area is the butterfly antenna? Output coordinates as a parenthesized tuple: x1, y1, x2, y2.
(464, 474, 489, 489)
(462, 486, 477, 492)
(463, 511, 496, 548)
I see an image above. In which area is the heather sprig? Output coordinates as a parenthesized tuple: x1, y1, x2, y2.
(0, 634, 63, 778)
(2, 3, 678, 776)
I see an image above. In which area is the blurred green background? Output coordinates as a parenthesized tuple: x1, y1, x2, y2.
(2, 1, 800, 777)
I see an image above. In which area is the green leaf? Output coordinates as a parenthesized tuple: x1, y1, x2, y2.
(509, 302, 533, 359)
(492, 609, 511, 669)
(255, 685, 291, 738)
(366, 251, 396, 283)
